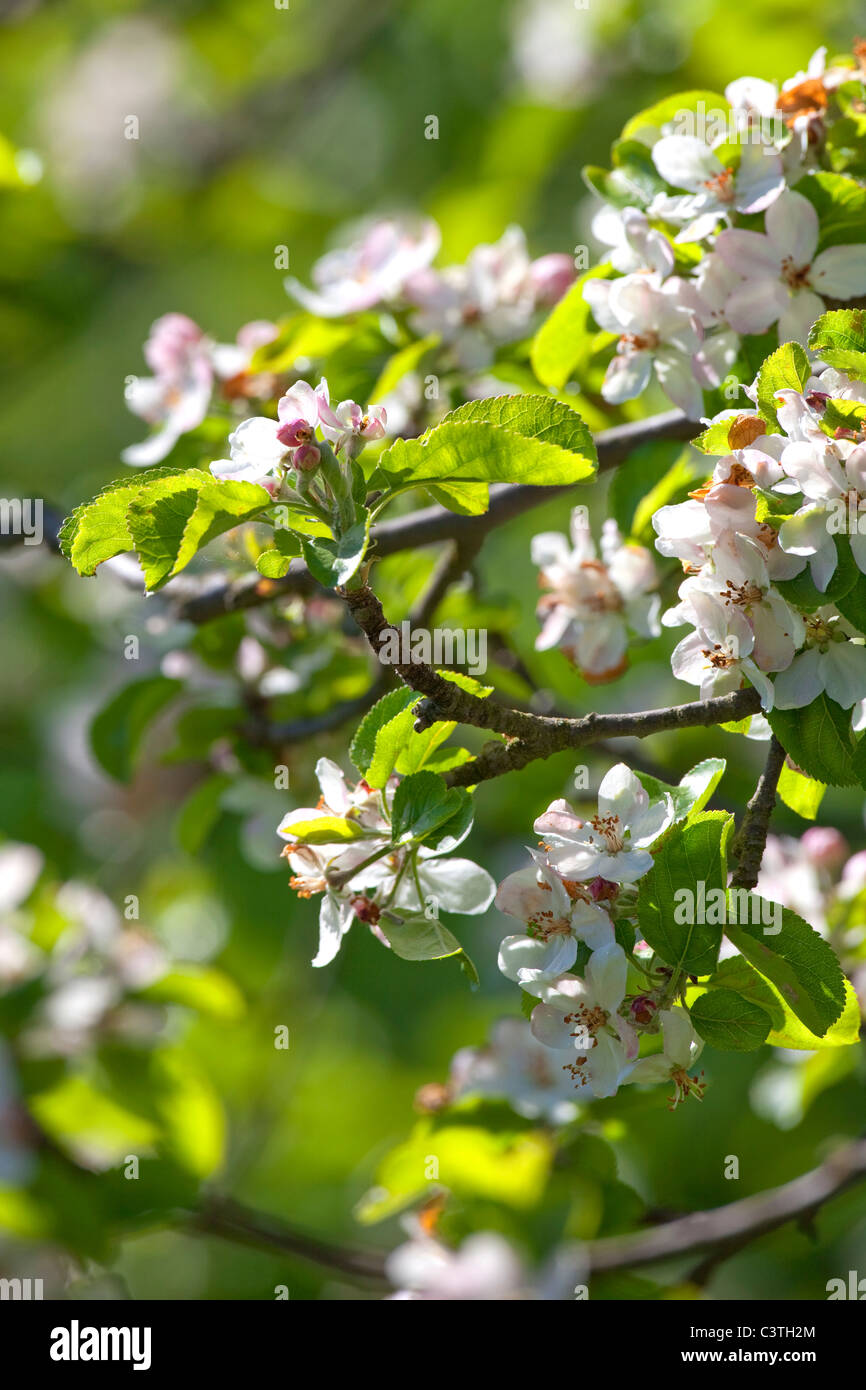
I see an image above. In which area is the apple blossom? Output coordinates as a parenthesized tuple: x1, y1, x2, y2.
(123, 312, 214, 466)
(531, 511, 659, 681)
(649, 136, 784, 242)
(623, 1006, 706, 1107)
(285, 215, 441, 317)
(582, 273, 708, 417)
(534, 763, 673, 884)
(528, 944, 638, 1099)
(715, 189, 866, 343)
(448, 1017, 581, 1124)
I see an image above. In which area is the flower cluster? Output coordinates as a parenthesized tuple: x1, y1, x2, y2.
(385, 1212, 582, 1300)
(123, 312, 278, 466)
(209, 377, 386, 492)
(493, 764, 705, 1106)
(654, 363, 866, 713)
(584, 45, 866, 417)
(288, 219, 574, 371)
(531, 509, 659, 681)
(276, 758, 495, 968)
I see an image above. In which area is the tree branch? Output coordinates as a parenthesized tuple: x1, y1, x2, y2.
(586, 1136, 866, 1275)
(186, 1194, 387, 1283)
(174, 410, 693, 624)
(186, 1136, 866, 1291)
(729, 734, 787, 890)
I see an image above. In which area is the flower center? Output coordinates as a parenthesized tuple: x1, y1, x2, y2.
(780, 256, 812, 289)
(702, 166, 735, 202)
(589, 813, 625, 852)
(702, 642, 737, 669)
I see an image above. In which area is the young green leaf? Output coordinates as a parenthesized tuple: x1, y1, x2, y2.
(725, 905, 847, 1037)
(637, 811, 733, 976)
(689, 988, 772, 1051)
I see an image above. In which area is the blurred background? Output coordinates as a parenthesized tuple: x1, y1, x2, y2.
(1, 0, 865, 1300)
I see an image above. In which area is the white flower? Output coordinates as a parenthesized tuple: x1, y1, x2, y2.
(528, 945, 637, 1098)
(531, 512, 659, 681)
(591, 205, 674, 278)
(407, 226, 542, 370)
(772, 615, 866, 710)
(386, 1228, 526, 1300)
(670, 589, 776, 708)
(583, 273, 707, 417)
(534, 763, 673, 884)
(623, 1006, 705, 1106)
(449, 1018, 581, 1124)
(286, 215, 440, 317)
(778, 441, 866, 588)
(715, 190, 866, 343)
(649, 136, 784, 242)
(210, 379, 329, 486)
(277, 759, 495, 967)
(497, 850, 615, 993)
(123, 313, 213, 467)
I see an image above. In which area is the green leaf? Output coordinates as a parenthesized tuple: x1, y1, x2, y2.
(609, 442, 697, 541)
(637, 811, 733, 976)
(799, 171, 866, 250)
(620, 91, 730, 144)
(808, 307, 866, 374)
(835, 571, 866, 632)
(725, 905, 847, 1037)
(375, 395, 597, 495)
(583, 140, 666, 210)
(689, 987, 772, 1051)
(530, 263, 613, 390)
(255, 529, 301, 578)
(283, 816, 365, 844)
(635, 757, 725, 825)
(767, 696, 858, 787)
(300, 518, 370, 588)
(371, 333, 439, 400)
(755, 341, 811, 426)
(425, 480, 490, 515)
(350, 688, 416, 776)
(380, 913, 463, 961)
(765, 977, 862, 1050)
(820, 398, 866, 435)
(390, 770, 462, 842)
(356, 1120, 554, 1223)
(702, 955, 785, 1029)
(174, 774, 232, 853)
(692, 411, 765, 455)
(90, 676, 182, 782)
(60, 467, 207, 577)
(776, 762, 826, 820)
(61, 468, 271, 589)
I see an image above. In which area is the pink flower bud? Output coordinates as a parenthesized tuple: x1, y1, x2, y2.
(801, 826, 848, 870)
(529, 254, 575, 306)
(293, 443, 321, 471)
(277, 418, 315, 448)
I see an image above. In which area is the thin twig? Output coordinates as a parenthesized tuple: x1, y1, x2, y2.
(729, 734, 787, 890)
(586, 1137, 866, 1274)
(187, 1195, 387, 1283)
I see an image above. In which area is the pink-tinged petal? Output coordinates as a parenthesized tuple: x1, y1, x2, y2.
(651, 135, 722, 191)
(715, 228, 782, 280)
(777, 289, 825, 345)
(734, 144, 785, 213)
(122, 425, 181, 467)
(602, 350, 653, 404)
(772, 649, 822, 708)
(574, 615, 627, 677)
(582, 279, 620, 334)
(724, 278, 789, 334)
(653, 349, 704, 418)
(778, 505, 832, 555)
(764, 189, 819, 264)
(810, 245, 866, 299)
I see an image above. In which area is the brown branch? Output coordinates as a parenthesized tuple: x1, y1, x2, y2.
(587, 1136, 866, 1275)
(186, 1136, 866, 1291)
(187, 1194, 387, 1283)
(174, 410, 693, 624)
(729, 734, 787, 890)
